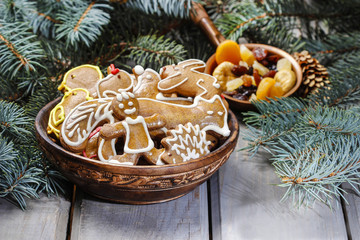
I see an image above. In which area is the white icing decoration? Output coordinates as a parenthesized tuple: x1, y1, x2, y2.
(134, 65, 144, 75)
(121, 91, 129, 99)
(128, 92, 135, 98)
(157, 59, 221, 97)
(138, 95, 230, 137)
(122, 116, 154, 154)
(96, 70, 134, 98)
(98, 138, 117, 162)
(166, 123, 211, 162)
(207, 111, 214, 115)
(117, 94, 123, 101)
(128, 101, 133, 106)
(146, 75, 152, 79)
(61, 99, 115, 147)
(218, 111, 224, 116)
(155, 92, 193, 102)
(133, 69, 161, 93)
(124, 108, 136, 115)
(118, 103, 124, 109)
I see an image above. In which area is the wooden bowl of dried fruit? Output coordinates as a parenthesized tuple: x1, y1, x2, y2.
(205, 43, 302, 111)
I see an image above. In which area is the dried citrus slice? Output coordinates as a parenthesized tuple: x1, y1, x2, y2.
(215, 40, 241, 65)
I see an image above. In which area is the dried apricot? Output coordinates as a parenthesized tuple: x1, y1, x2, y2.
(269, 81, 284, 98)
(256, 77, 275, 100)
(215, 40, 241, 65)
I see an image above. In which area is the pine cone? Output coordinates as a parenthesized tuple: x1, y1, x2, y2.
(293, 50, 330, 96)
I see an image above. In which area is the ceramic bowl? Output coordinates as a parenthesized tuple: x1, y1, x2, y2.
(205, 43, 302, 111)
(35, 98, 239, 204)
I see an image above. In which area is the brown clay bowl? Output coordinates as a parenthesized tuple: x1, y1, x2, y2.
(205, 43, 302, 112)
(35, 97, 239, 204)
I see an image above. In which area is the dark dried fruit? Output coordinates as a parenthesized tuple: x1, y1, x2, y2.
(268, 64, 277, 71)
(253, 69, 262, 86)
(231, 65, 248, 76)
(247, 66, 253, 75)
(263, 70, 277, 78)
(267, 54, 281, 63)
(252, 47, 268, 61)
(260, 59, 269, 66)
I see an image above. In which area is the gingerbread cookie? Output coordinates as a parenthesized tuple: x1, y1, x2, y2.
(60, 98, 115, 153)
(47, 88, 93, 138)
(158, 59, 222, 100)
(58, 65, 103, 97)
(96, 64, 134, 98)
(99, 92, 166, 165)
(161, 123, 212, 164)
(49, 59, 232, 166)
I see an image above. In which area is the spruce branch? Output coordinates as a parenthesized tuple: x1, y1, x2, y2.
(0, 19, 45, 79)
(0, 100, 31, 141)
(55, 0, 112, 49)
(0, 151, 43, 210)
(125, 34, 187, 70)
(124, 0, 192, 18)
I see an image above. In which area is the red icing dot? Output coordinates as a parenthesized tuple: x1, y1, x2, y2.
(110, 64, 120, 75)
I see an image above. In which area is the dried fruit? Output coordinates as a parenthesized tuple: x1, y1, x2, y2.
(269, 81, 284, 98)
(267, 54, 281, 63)
(263, 70, 277, 78)
(253, 60, 269, 76)
(276, 58, 292, 71)
(256, 77, 275, 100)
(215, 40, 242, 65)
(231, 65, 248, 76)
(240, 44, 255, 66)
(212, 61, 237, 90)
(226, 77, 244, 91)
(252, 47, 268, 61)
(253, 69, 261, 86)
(242, 74, 253, 87)
(274, 69, 296, 92)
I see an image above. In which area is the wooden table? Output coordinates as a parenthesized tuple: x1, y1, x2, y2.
(1, 121, 360, 240)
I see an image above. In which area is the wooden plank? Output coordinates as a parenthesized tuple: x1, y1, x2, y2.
(341, 182, 360, 239)
(71, 183, 209, 240)
(0, 194, 71, 240)
(211, 122, 348, 240)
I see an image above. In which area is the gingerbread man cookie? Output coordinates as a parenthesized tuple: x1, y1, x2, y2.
(99, 92, 166, 165)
